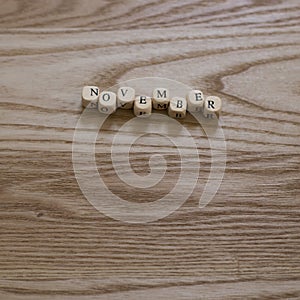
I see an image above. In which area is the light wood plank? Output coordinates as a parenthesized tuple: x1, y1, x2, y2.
(0, 0, 299, 299)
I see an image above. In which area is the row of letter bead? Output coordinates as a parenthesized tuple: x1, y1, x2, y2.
(82, 86, 222, 119)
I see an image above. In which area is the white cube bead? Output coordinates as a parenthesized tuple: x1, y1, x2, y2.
(168, 97, 187, 119)
(203, 96, 222, 119)
(98, 91, 117, 114)
(186, 89, 204, 112)
(134, 96, 152, 117)
(82, 86, 99, 108)
(152, 88, 170, 110)
(117, 86, 135, 109)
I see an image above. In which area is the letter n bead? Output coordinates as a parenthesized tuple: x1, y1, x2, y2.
(134, 96, 152, 117)
(168, 97, 187, 119)
(152, 88, 170, 110)
(203, 96, 222, 119)
(186, 90, 204, 112)
(98, 91, 117, 114)
(81, 86, 99, 108)
(117, 87, 135, 109)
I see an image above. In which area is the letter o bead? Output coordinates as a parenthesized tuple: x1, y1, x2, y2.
(203, 96, 222, 119)
(98, 91, 117, 114)
(168, 97, 187, 119)
(134, 96, 152, 117)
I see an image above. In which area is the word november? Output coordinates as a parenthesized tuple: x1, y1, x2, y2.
(82, 86, 222, 119)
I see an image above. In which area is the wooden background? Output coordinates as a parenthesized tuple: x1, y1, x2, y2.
(0, 0, 300, 299)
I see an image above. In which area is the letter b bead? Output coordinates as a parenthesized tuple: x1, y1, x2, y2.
(168, 97, 187, 119)
(98, 91, 117, 114)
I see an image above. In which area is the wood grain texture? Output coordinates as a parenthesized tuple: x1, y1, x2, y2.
(0, 0, 300, 299)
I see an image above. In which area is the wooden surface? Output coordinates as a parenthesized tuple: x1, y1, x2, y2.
(1, 0, 300, 299)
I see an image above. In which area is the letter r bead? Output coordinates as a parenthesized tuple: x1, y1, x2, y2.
(203, 96, 222, 119)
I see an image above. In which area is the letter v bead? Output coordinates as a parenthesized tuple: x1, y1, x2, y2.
(117, 87, 135, 109)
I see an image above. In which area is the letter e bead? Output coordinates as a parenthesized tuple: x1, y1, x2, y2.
(134, 96, 152, 117)
(186, 90, 204, 112)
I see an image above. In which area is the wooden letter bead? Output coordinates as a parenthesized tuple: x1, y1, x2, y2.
(203, 96, 222, 119)
(168, 97, 187, 119)
(186, 89, 204, 112)
(134, 96, 152, 117)
(81, 86, 99, 108)
(98, 91, 117, 114)
(152, 88, 170, 110)
(117, 87, 135, 109)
